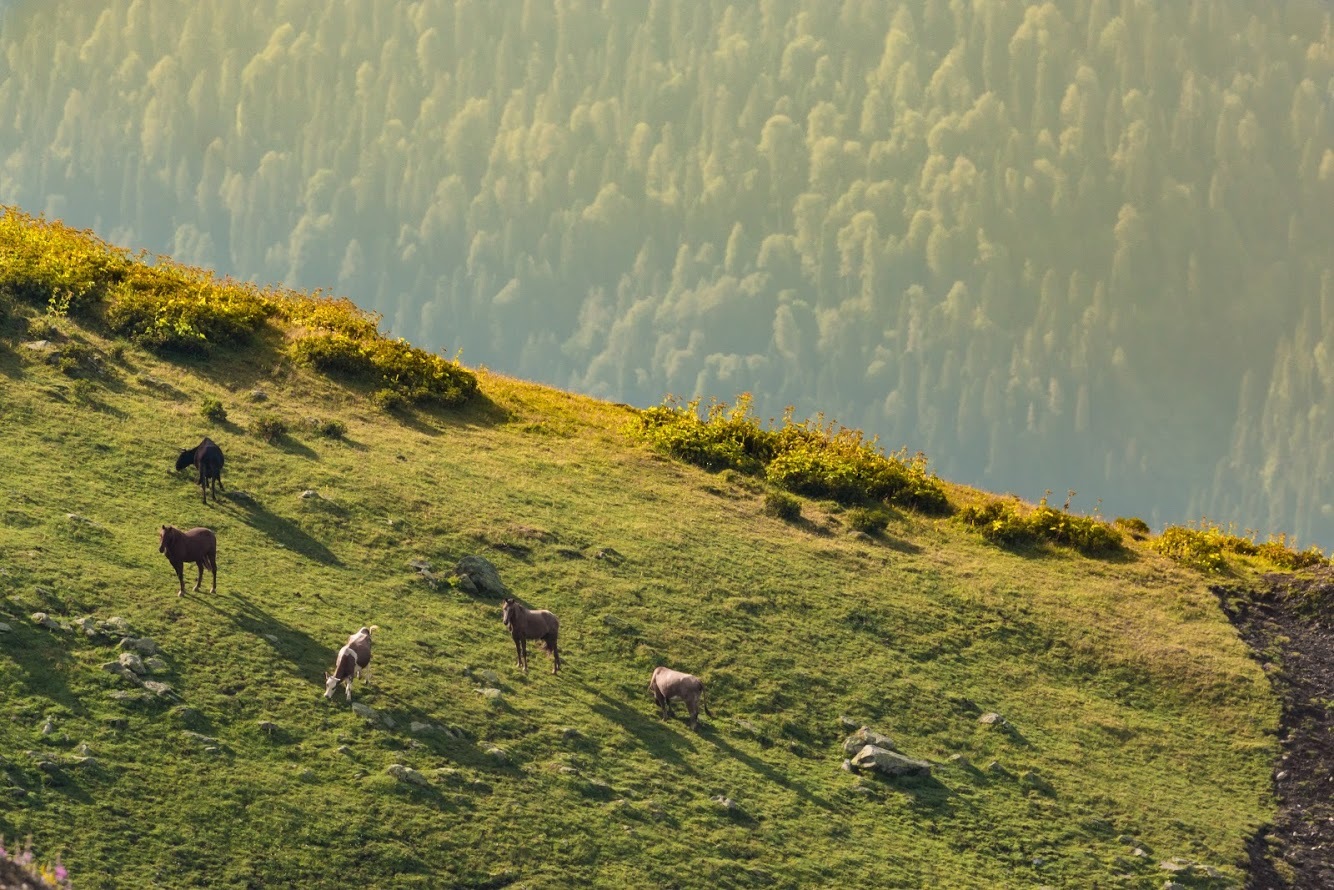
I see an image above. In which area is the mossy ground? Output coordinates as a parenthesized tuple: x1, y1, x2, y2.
(0, 313, 1277, 888)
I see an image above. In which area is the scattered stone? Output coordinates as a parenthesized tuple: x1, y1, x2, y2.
(385, 764, 429, 786)
(560, 727, 583, 742)
(407, 558, 433, 573)
(841, 759, 854, 772)
(985, 760, 1010, 777)
(381, 713, 396, 730)
(248, 389, 268, 402)
(119, 636, 159, 655)
(108, 690, 155, 704)
(300, 489, 320, 499)
(71, 616, 99, 636)
(477, 669, 502, 688)
(713, 795, 740, 812)
(1158, 859, 1194, 874)
(454, 555, 509, 598)
(1020, 770, 1055, 794)
(594, 547, 624, 563)
(476, 687, 502, 701)
(142, 681, 175, 698)
(169, 706, 203, 727)
(850, 745, 932, 777)
(485, 746, 509, 764)
(1163, 883, 1186, 890)
(558, 766, 580, 775)
(838, 715, 860, 730)
(69, 756, 98, 770)
(257, 721, 280, 735)
(0, 622, 11, 633)
(30, 612, 61, 631)
(979, 712, 1006, 726)
(39, 719, 55, 736)
(101, 661, 139, 683)
(143, 657, 169, 674)
(842, 726, 898, 757)
(22, 339, 53, 351)
(336, 746, 354, 758)
(1133, 848, 1149, 858)
(350, 703, 377, 721)
(263, 634, 279, 643)
(409, 721, 434, 735)
(102, 616, 131, 636)
(118, 652, 146, 675)
(103, 717, 128, 730)
(947, 754, 972, 768)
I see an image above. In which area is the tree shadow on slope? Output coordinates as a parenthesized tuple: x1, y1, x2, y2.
(220, 490, 341, 566)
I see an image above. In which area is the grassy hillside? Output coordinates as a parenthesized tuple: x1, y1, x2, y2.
(0, 217, 1282, 888)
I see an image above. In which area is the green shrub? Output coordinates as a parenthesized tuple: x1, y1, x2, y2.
(289, 332, 478, 408)
(55, 341, 100, 377)
(1114, 516, 1151, 537)
(104, 266, 273, 353)
(252, 413, 288, 443)
(958, 496, 1123, 556)
(762, 490, 801, 522)
(846, 507, 890, 535)
(199, 397, 227, 423)
(310, 418, 347, 439)
(628, 395, 948, 513)
(1255, 539, 1326, 571)
(371, 388, 409, 412)
(1149, 524, 1229, 573)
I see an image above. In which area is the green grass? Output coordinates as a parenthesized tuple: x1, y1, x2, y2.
(0, 305, 1280, 888)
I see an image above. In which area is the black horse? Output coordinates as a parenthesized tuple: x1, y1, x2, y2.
(176, 437, 225, 504)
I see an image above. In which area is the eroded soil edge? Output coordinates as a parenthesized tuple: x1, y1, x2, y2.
(1215, 573, 1333, 890)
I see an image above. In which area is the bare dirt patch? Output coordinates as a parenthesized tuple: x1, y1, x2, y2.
(1215, 572, 1334, 890)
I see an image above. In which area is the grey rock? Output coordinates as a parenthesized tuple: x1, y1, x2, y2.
(72, 616, 99, 636)
(39, 719, 55, 736)
(838, 715, 860, 730)
(850, 745, 932, 777)
(979, 712, 1006, 726)
(713, 795, 740, 811)
(300, 489, 319, 499)
(22, 339, 53, 351)
(182, 731, 219, 745)
(118, 652, 146, 675)
(350, 703, 377, 721)
(102, 616, 131, 636)
(560, 727, 583, 742)
(119, 636, 159, 655)
(143, 657, 170, 674)
(101, 661, 140, 683)
(476, 687, 502, 701)
(69, 756, 98, 770)
(0, 622, 11, 633)
(484, 746, 509, 764)
(142, 681, 175, 697)
(385, 764, 429, 786)
(1020, 770, 1055, 794)
(842, 726, 898, 757)
(477, 669, 502, 688)
(108, 690, 155, 704)
(409, 721, 434, 735)
(454, 555, 509, 598)
(336, 746, 354, 757)
(947, 754, 972, 768)
(30, 612, 61, 631)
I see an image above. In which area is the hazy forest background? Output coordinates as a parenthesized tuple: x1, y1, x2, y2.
(1, 1, 1331, 544)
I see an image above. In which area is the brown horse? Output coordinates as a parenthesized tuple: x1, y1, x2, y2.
(501, 597, 561, 674)
(158, 525, 217, 596)
(648, 666, 714, 729)
(324, 626, 376, 701)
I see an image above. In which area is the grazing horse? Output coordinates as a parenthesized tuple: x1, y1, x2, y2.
(158, 525, 217, 597)
(176, 437, 225, 504)
(501, 597, 561, 674)
(324, 625, 377, 701)
(648, 666, 714, 729)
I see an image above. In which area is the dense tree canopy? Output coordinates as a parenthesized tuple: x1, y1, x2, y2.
(1, 0, 1331, 543)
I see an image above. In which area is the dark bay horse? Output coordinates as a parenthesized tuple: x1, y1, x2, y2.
(501, 597, 561, 674)
(176, 437, 225, 504)
(158, 525, 217, 596)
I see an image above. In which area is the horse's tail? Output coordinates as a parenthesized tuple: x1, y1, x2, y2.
(701, 683, 714, 718)
(540, 631, 558, 655)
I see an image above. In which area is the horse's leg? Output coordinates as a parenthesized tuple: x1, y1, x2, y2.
(513, 635, 525, 671)
(687, 698, 699, 730)
(550, 634, 561, 674)
(193, 559, 204, 592)
(172, 560, 186, 596)
(654, 689, 669, 719)
(208, 553, 217, 594)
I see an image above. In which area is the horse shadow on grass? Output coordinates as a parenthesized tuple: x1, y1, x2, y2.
(696, 725, 838, 813)
(575, 679, 696, 767)
(197, 591, 331, 690)
(220, 490, 341, 566)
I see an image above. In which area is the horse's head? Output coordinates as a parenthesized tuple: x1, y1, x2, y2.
(158, 525, 171, 553)
(175, 449, 194, 471)
(322, 670, 339, 699)
(501, 597, 516, 628)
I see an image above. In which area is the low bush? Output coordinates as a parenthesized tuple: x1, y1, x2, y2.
(199, 397, 227, 423)
(846, 507, 890, 535)
(1150, 522, 1328, 573)
(310, 418, 347, 439)
(1114, 516, 1151, 537)
(958, 496, 1123, 556)
(628, 395, 948, 513)
(762, 490, 801, 522)
(289, 333, 478, 408)
(252, 413, 288, 443)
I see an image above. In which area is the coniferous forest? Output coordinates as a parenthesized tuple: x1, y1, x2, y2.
(1, 1, 1331, 543)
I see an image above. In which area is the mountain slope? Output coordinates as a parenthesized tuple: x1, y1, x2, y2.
(0, 242, 1279, 887)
